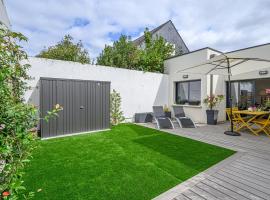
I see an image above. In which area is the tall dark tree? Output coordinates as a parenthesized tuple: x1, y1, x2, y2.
(137, 29, 174, 73)
(37, 35, 91, 64)
(97, 35, 140, 69)
(97, 29, 174, 73)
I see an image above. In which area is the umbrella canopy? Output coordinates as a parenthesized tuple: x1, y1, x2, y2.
(177, 44, 270, 75)
(175, 43, 270, 136)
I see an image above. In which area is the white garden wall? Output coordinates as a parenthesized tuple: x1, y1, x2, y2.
(25, 57, 169, 121)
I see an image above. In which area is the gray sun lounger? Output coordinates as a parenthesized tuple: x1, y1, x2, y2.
(172, 106, 196, 128)
(152, 106, 174, 129)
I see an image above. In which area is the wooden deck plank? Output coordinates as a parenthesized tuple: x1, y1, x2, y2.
(144, 123, 270, 200)
(174, 194, 192, 200)
(230, 162, 270, 177)
(237, 159, 270, 173)
(210, 174, 267, 200)
(196, 182, 235, 200)
(219, 168, 270, 188)
(228, 163, 270, 181)
(213, 173, 270, 198)
(182, 190, 206, 200)
(244, 155, 270, 165)
(222, 165, 270, 183)
(201, 178, 247, 200)
(190, 186, 219, 200)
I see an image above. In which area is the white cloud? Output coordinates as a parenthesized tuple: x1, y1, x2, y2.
(5, 0, 270, 58)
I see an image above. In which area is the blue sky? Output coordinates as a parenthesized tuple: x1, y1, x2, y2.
(5, 0, 270, 59)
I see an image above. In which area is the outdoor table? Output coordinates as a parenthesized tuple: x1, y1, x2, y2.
(232, 110, 270, 135)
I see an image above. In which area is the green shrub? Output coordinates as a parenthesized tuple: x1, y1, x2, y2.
(110, 89, 124, 125)
(0, 24, 64, 199)
(0, 23, 39, 199)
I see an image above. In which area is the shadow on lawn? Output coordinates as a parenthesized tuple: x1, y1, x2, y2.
(125, 123, 161, 137)
(133, 132, 235, 171)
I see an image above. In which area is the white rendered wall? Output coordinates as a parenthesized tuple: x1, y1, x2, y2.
(164, 48, 222, 123)
(165, 44, 270, 123)
(25, 57, 169, 121)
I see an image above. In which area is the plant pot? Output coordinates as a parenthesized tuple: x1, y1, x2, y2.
(164, 111, 171, 118)
(206, 110, 219, 125)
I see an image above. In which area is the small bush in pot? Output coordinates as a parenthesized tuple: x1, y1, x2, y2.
(110, 89, 125, 125)
(163, 105, 171, 118)
(203, 95, 224, 125)
(263, 99, 270, 111)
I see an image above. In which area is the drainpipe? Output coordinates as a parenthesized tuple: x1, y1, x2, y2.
(210, 75, 213, 99)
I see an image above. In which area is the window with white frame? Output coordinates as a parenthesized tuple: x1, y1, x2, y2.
(175, 80, 201, 105)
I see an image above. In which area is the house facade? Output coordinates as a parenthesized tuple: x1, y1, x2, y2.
(164, 43, 270, 123)
(0, 0, 10, 28)
(133, 20, 189, 56)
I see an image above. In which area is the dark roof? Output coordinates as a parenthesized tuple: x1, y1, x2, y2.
(133, 20, 189, 51)
(225, 42, 270, 54)
(133, 20, 172, 45)
(164, 42, 270, 61)
(165, 47, 222, 61)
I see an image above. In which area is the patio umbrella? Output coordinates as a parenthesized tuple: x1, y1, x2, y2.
(177, 44, 270, 136)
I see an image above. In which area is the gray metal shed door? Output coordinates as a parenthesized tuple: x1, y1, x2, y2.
(40, 78, 110, 138)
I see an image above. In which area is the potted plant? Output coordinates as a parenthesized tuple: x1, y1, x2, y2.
(163, 105, 171, 118)
(263, 98, 270, 111)
(203, 95, 224, 125)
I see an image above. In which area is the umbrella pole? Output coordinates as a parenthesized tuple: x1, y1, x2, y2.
(224, 58, 241, 136)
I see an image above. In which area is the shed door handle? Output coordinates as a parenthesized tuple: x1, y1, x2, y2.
(80, 106, 84, 109)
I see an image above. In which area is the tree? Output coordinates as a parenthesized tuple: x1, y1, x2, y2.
(97, 29, 174, 73)
(37, 35, 91, 64)
(110, 90, 125, 125)
(137, 29, 173, 73)
(97, 35, 140, 69)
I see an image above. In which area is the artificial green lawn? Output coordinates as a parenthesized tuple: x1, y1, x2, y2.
(24, 124, 235, 200)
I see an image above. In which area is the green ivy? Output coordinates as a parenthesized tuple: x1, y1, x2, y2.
(0, 24, 63, 199)
(0, 23, 39, 199)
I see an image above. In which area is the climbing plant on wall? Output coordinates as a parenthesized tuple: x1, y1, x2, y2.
(0, 25, 61, 199)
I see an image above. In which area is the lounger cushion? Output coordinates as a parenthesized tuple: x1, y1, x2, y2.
(156, 118, 173, 129)
(177, 117, 195, 128)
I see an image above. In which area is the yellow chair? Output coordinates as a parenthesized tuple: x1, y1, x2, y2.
(226, 107, 243, 130)
(252, 114, 270, 136)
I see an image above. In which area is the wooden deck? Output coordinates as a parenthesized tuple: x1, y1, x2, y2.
(141, 123, 270, 200)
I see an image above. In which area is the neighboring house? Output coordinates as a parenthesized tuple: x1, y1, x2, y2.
(0, 0, 11, 28)
(133, 20, 189, 56)
(164, 43, 270, 123)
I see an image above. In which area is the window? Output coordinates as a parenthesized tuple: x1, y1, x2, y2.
(175, 80, 201, 105)
(226, 80, 255, 109)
